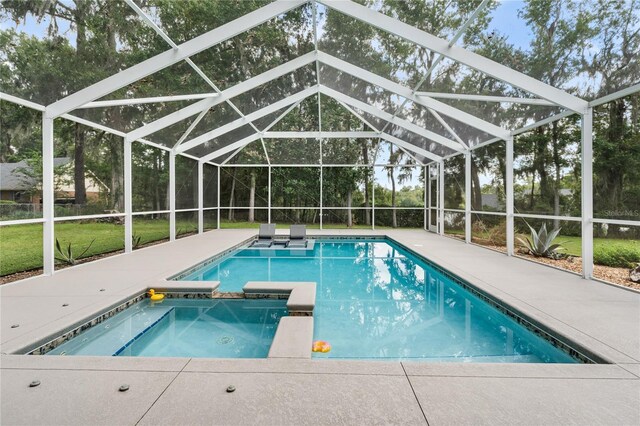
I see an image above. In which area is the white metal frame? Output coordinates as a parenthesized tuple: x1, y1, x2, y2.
(1, 0, 638, 283)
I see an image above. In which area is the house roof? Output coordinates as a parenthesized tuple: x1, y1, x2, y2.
(0, 158, 70, 191)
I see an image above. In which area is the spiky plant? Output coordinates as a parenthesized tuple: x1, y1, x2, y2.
(55, 238, 95, 265)
(516, 223, 565, 259)
(132, 234, 143, 249)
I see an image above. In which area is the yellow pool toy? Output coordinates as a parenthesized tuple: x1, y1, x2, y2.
(312, 340, 331, 353)
(148, 289, 165, 301)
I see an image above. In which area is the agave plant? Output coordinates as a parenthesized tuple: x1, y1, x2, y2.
(55, 238, 95, 265)
(516, 223, 565, 259)
(132, 234, 143, 249)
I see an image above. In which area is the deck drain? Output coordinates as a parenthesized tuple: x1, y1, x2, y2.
(216, 336, 234, 345)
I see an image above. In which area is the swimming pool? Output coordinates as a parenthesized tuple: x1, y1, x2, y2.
(180, 238, 580, 363)
(47, 299, 287, 358)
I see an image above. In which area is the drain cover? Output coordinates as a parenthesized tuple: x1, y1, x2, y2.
(216, 336, 234, 345)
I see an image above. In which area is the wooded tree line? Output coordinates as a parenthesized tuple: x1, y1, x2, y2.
(1, 0, 638, 228)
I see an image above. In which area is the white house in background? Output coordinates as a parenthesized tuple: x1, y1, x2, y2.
(0, 158, 108, 206)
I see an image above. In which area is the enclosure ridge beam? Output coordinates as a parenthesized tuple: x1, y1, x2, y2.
(317, 51, 509, 140)
(127, 51, 317, 142)
(319, 0, 588, 113)
(262, 131, 379, 138)
(177, 86, 319, 153)
(319, 85, 464, 153)
(415, 92, 556, 106)
(46, 0, 308, 118)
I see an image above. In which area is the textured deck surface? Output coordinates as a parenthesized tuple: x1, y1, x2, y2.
(1, 229, 639, 425)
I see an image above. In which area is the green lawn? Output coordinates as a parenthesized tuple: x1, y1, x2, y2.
(3, 220, 636, 276)
(1, 219, 194, 276)
(446, 228, 639, 258)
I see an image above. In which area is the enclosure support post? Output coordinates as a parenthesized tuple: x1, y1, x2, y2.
(217, 166, 221, 229)
(371, 165, 375, 230)
(427, 164, 431, 231)
(268, 165, 272, 224)
(438, 161, 444, 235)
(506, 136, 514, 256)
(423, 166, 427, 231)
(124, 138, 133, 253)
(465, 152, 471, 243)
(169, 151, 176, 241)
(42, 114, 55, 275)
(319, 165, 323, 230)
(581, 108, 594, 279)
(198, 161, 204, 234)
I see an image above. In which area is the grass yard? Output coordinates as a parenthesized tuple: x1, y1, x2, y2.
(445, 228, 640, 257)
(1, 220, 637, 276)
(1, 219, 194, 276)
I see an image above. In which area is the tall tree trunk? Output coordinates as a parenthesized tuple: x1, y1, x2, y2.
(73, 2, 88, 207)
(346, 189, 353, 227)
(529, 172, 536, 209)
(551, 121, 561, 230)
(109, 135, 124, 211)
(471, 161, 482, 210)
(248, 171, 256, 222)
(73, 122, 86, 205)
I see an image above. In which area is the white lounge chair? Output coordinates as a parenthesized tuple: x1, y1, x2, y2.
(287, 225, 307, 248)
(252, 223, 276, 248)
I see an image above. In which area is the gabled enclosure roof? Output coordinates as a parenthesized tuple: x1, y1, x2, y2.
(2, 0, 639, 165)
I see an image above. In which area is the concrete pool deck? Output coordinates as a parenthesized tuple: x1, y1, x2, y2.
(1, 229, 639, 425)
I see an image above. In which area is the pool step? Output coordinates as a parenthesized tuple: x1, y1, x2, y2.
(47, 305, 174, 356)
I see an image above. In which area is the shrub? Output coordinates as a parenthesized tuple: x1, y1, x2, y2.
(593, 245, 640, 268)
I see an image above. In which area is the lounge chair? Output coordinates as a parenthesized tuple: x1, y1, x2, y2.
(287, 224, 307, 248)
(252, 223, 276, 248)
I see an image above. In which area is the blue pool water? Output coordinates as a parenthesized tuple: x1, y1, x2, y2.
(47, 299, 286, 358)
(180, 239, 578, 363)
